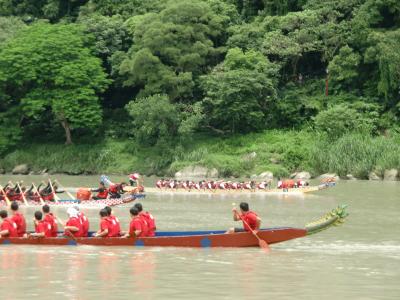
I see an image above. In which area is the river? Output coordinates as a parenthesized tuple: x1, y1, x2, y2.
(0, 175, 399, 300)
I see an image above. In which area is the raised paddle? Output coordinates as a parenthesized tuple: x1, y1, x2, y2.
(0, 185, 11, 206)
(45, 180, 60, 203)
(32, 182, 45, 206)
(232, 203, 270, 252)
(16, 182, 29, 207)
(54, 179, 75, 200)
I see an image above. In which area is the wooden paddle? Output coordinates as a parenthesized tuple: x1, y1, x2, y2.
(54, 179, 75, 200)
(232, 203, 270, 252)
(16, 182, 29, 207)
(0, 185, 11, 206)
(45, 180, 60, 203)
(32, 182, 45, 206)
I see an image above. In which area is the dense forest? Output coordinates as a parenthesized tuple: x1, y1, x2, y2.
(0, 0, 399, 178)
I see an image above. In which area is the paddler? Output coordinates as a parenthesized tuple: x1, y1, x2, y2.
(42, 205, 58, 237)
(30, 211, 52, 238)
(91, 182, 109, 200)
(10, 201, 26, 237)
(134, 203, 156, 237)
(0, 210, 18, 238)
(94, 208, 112, 237)
(123, 207, 148, 238)
(226, 202, 261, 234)
(64, 207, 83, 237)
(74, 205, 89, 237)
(108, 183, 125, 199)
(104, 206, 121, 237)
(128, 173, 140, 187)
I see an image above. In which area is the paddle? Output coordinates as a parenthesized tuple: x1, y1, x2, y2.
(0, 185, 11, 206)
(32, 182, 45, 206)
(16, 182, 29, 207)
(232, 203, 270, 252)
(45, 180, 60, 203)
(54, 179, 75, 200)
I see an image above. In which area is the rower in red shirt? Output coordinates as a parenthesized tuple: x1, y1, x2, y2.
(124, 207, 148, 238)
(91, 182, 109, 200)
(104, 206, 120, 237)
(94, 208, 112, 237)
(30, 211, 52, 237)
(134, 203, 155, 237)
(64, 207, 83, 237)
(74, 205, 89, 237)
(226, 202, 262, 234)
(42, 204, 58, 237)
(0, 210, 18, 237)
(10, 201, 26, 237)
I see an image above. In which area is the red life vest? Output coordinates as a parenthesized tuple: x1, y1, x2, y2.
(241, 211, 259, 232)
(96, 189, 108, 199)
(1, 218, 18, 237)
(44, 213, 58, 237)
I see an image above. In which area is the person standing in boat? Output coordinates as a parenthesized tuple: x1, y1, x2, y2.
(30, 211, 52, 238)
(94, 208, 113, 237)
(226, 202, 261, 234)
(134, 203, 156, 237)
(104, 206, 121, 237)
(64, 207, 83, 237)
(91, 182, 109, 200)
(123, 207, 148, 238)
(0, 210, 18, 237)
(42, 205, 58, 237)
(74, 205, 89, 237)
(10, 201, 26, 237)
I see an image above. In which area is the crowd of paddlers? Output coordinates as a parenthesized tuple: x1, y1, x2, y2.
(0, 201, 155, 239)
(0, 180, 62, 202)
(155, 179, 311, 190)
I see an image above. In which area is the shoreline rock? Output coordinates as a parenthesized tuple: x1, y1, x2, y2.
(291, 171, 311, 180)
(368, 171, 381, 181)
(175, 165, 219, 179)
(383, 169, 398, 181)
(12, 164, 29, 175)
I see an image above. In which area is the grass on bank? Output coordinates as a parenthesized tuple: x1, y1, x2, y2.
(0, 130, 399, 179)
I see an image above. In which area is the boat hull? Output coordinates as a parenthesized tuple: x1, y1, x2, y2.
(0, 228, 307, 248)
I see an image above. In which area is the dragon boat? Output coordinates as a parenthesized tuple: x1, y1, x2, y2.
(0, 193, 146, 208)
(0, 205, 347, 248)
(143, 182, 335, 196)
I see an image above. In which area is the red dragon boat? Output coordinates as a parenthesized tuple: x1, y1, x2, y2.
(0, 206, 347, 248)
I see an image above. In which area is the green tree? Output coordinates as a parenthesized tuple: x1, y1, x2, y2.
(328, 45, 361, 92)
(0, 23, 109, 144)
(125, 94, 203, 146)
(202, 47, 278, 133)
(119, 0, 226, 101)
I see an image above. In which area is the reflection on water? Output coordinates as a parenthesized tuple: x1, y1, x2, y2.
(0, 178, 399, 299)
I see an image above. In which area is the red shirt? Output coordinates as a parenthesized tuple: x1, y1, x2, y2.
(43, 213, 58, 237)
(35, 220, 52, 237)
(140, 212, 155, 237)
(78, 212, 89, 237)
(241, 211, 259, 232)
(65, 217, 83, 237)
(108, 215, 121, 237)
(99, 218, 112, 237)
(0, 218, 18, 237)
(129, 217, 148, 237)
(11, 212, 26, 237)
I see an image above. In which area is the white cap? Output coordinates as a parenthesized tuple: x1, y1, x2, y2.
(67, 207, 79, 218)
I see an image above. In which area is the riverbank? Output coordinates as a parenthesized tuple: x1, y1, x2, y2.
(0, 130, 399, 180)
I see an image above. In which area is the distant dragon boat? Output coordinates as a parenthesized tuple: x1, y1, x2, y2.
(0, 194, 145, 208)
(0, 205, 347, 248)
(141, 182, 335, 196)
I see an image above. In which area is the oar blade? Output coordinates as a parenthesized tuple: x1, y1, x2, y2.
(259, 239, 270, 252)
